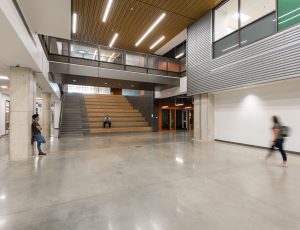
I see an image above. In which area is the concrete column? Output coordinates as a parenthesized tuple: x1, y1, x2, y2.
(53, 100, 61, 129)
(193, 94, 215, 142)
(10, 67, 36, 160)
(42, 93, 51, 138)
(193, 95, 201, 140)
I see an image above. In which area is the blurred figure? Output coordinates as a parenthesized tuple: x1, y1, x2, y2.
(266, 116, 287, 167)
(103, 114, 112, 128)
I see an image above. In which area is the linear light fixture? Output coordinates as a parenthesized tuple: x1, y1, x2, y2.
(109, 33, 118, 47)
(93, 49, 98, 60)
(175, 53, 184, 59)
(175, 103, 184, 106)
(150, 36, 165, 50)
(135, 13, 166, 47)
(108, 52, 116, 62)
(72, 13, 77, 33)
(162, 106, 169, 109)
(103, 0, 113, 22)
(0, 76, 9, 80)
(0, 86, 8, 89)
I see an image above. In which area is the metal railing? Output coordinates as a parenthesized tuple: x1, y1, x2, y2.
(40, 35, 186, 77)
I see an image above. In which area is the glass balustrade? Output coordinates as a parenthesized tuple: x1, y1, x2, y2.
(41, 35, 186, 77)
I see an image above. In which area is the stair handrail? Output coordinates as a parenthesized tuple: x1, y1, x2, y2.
(58, 92, 65, 138)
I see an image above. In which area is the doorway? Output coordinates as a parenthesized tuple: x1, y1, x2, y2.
(159, 103, 193, 132)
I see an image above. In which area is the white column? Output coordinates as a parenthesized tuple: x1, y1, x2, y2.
(9, 67, 36, 160)
(193, 94, 215, 142)
(193, 95, 201, 140)
(54, 100, 61, 129)
(42, 93, 51, 138)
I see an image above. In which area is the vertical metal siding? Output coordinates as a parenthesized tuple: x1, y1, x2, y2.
(187, 11, 300, 95)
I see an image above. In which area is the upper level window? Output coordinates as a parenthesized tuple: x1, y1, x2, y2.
(214, 0, 239, 41)
(213, 0, 278, 58)
(240, 0, 275, 27)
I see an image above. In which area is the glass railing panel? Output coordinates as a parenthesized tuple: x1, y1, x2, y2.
(167, 59, 181, 72)
(99, 46, 124, 64)
(180, 57, 186, 72)
(70, 41, 98, 61)
(240, 12, 276, 47)
(49, 37, 69, 56)
(125, 52, 147, 68)
(147, 56, 167, 71)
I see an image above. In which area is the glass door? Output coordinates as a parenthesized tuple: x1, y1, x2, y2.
(162, 109, 170, 130)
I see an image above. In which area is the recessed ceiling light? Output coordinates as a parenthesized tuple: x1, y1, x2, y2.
(72, 13, 77, 33)
(73, 80, 77, 82)
(175, 103, 184, 106)
(162, 106, 169, 109)
(0, 86, 8, 89)
(150, 36, 165, 50)
(105, 82, 108, 85)
(175, 53, 184, 59)
(109, 33, 118, 47)
(36, 97, 42, 100)
(135, 13, 166, 47)
(103, 0, 113, 23)
(131, 85, 135, 87)
(0, 76, 9, 80)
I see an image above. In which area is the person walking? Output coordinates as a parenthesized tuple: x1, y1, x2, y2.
(31, 114, 47, 156)
(266, 116, 287, 167)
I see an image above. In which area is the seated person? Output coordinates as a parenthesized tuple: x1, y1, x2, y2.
(103, 115, 112, 128)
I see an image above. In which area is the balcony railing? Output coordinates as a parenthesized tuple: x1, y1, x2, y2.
(40, 35, 186, 77)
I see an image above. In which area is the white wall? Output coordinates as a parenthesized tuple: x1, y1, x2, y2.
(0, 93, 10, 136)
(215, 79, 300, 152)
(155, 76, 187, 99)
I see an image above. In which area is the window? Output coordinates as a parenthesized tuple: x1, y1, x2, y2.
(214, 0, 239, 41)
(213, 0, 277, 58)
(278, 0, 300, 31)
(240, 0, 275, 27)
(67, 85, 111, 94)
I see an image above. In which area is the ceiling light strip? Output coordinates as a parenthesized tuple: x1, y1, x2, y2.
(109, 33, 118, 47)
(150, 36, 165, 50)
(103, 0, 113, 22)
(135, 13, 166, 47)
(72, 13, 77, 33)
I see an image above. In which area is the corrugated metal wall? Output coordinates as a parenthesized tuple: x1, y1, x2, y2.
(187, 11, 300, 95)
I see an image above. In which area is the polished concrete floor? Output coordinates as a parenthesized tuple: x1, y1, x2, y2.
(0, 132, 300, 230)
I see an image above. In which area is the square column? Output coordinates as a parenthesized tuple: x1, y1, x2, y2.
(193, 94, 215, 142)
(10, 67, 36, 160)
(42, 93, 51, 138)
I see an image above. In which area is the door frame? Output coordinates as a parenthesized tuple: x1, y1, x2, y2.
(158, 102, 194, 132)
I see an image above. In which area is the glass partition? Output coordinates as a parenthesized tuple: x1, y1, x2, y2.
(214, 31, 239, 58)
(147, 56, 167, 71)
(240, 12, 276, 47)
(214, 0, 239, 41)
(240, 0, 275, 27)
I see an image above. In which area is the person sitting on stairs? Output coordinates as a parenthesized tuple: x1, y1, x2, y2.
(103, 115, 112, 128)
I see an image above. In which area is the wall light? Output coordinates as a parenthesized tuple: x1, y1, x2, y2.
(103, 0, 113, 23)
(135, 13, 166, 47)
(109, 33, 118, 47)
(0, 76, 9, 80)
(150, 36, 165, 50)
(72, 13, 77, 34)
(175, 53, 184, 59)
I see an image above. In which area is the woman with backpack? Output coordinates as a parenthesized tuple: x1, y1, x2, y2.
(267, 116, 287, 167)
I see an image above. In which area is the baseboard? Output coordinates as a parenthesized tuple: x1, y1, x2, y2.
(215, 139, 300, 155)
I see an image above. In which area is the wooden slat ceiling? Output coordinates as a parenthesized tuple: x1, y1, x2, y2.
(72, 0, 222, 54)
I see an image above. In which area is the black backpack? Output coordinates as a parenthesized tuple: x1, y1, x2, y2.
(280, 126, 290, 137)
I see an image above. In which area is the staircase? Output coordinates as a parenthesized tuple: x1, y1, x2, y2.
(60, 93, 84, 136)
(84, 94, 152, 134)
